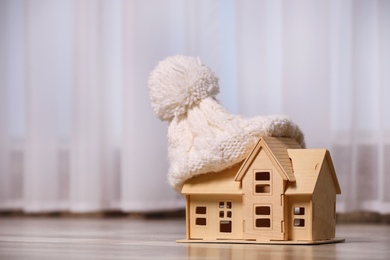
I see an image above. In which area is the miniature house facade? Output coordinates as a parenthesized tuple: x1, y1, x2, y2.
(180, 137, 341, 243)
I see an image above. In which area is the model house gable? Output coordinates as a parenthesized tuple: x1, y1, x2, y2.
(285, 149, 341, 195)
(235, 136, 301, 183)
(285, 149, 341, 241)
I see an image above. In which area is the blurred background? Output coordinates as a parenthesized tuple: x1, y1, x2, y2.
(0, 0, 389, 216)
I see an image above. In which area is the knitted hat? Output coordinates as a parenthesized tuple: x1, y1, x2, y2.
(148, 55, 305, 192)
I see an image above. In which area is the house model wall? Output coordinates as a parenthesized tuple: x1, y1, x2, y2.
(179, 137, 343, 244)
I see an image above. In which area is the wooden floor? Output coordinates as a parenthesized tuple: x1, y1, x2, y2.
(0, 217, 389, 259)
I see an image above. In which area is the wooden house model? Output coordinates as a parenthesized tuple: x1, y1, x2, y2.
(178, 137, 343, 244)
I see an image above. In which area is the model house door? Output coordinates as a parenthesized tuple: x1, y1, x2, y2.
(216, 197, 243, 240)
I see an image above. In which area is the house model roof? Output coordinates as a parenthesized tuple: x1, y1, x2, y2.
(286, 149, 341, 195)
(181, 163, 242, 195)
(235, 136, 301, 182)
(182, 136, 341, 196)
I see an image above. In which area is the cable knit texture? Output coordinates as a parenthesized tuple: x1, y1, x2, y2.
(148, 55, 305, 192)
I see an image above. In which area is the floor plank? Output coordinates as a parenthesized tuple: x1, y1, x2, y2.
(0, 217, 389, 259)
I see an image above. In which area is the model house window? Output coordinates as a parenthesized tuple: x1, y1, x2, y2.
(294, 219, 305, 227)
(293, 206, 305, 227)
(256, 171, 270, 180)
(196, 206, 206, 214)
(294, 207, 305, 215)
(255, 205, 272, 228)
(220, 221, 232, 233)
(254, 171, 272, 194)
(219, 201, 232, 233)
(195, 206, 207, 226)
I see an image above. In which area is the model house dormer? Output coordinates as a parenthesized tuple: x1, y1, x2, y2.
(234, 137, 301, 241)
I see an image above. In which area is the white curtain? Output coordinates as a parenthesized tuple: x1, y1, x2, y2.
(0, 0, 389, 213)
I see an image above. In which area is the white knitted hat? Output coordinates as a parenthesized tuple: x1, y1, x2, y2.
(148, 55, 305, 192)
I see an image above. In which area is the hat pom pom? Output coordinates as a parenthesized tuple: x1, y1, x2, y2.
(148, 55, 220, 121)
